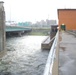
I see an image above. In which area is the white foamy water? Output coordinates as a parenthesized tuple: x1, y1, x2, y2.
(0, 35, 49, 75)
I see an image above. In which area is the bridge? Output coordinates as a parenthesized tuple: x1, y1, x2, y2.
(5, 25, 32, 36)
(6, 25, 32, 32)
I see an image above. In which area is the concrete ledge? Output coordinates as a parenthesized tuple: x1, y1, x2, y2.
(41, 36, 55, 50)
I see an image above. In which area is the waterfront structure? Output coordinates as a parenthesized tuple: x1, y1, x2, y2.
(0, 1, 6, 52)
(58, 9, 76, 30)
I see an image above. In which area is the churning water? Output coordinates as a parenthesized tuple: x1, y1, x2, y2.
(0, 35, 49, 75)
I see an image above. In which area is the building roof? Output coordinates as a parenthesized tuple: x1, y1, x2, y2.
(58, 9, 76, 10)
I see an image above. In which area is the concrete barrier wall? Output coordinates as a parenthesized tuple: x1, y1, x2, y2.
(0, 2, 6, 52)
(43, 30, 59, 75)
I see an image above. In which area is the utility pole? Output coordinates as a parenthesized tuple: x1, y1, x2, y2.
(0, 1, 6, 53)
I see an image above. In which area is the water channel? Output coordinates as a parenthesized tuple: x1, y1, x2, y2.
(0, 35, 49, 75)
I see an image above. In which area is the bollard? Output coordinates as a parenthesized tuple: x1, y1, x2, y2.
(0, 1, 6, 53)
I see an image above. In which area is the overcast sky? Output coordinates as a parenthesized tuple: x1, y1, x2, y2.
(1, 0, 76, 23)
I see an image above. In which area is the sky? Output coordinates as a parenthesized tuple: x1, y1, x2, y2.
(1, 0, 76, 23)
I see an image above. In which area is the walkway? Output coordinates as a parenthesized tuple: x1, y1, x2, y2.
(59, 31, 76, 75)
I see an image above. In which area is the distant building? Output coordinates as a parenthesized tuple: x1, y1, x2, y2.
(32, 19, 57, 27)
(58, 9, 76, 30)
(40, 20, 47, 27)
(6, 21, 17, 26)
(18, 22, 32, 27)
(46, 19, 57, 26)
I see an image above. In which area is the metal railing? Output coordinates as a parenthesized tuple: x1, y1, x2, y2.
(43, 30, 59, 75)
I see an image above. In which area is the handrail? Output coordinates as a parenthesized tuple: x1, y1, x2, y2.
(43, 30, 59, 75)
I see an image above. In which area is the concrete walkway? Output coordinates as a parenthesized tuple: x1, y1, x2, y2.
(59, 31, 76, 75)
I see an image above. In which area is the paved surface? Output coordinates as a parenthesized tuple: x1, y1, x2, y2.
(59, 31, 76, 75)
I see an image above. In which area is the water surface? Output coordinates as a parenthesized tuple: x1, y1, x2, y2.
(0, 35, 49, 75)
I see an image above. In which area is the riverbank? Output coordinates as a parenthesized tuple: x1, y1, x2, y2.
(27, 28, 50, 36)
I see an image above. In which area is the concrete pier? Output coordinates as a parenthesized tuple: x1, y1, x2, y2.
(0, 2, 6, 53)
(41, 36, 53, 50)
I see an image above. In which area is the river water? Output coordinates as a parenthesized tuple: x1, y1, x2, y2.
(0, 35, 49, 75)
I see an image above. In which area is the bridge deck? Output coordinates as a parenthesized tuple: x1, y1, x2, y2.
(59, 31, 76, 75)
(5, 26, 31, 32)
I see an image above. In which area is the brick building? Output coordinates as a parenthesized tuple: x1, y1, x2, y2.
(58, 9, 76, 30)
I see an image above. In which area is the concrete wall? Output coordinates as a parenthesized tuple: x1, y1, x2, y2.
(0, 2, 6, 52)
(58, 9, 76, 30)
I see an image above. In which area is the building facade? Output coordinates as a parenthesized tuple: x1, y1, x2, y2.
(58, 9, 76, 30)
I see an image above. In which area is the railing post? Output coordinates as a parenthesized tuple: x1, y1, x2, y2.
(0, 1, 6, 54)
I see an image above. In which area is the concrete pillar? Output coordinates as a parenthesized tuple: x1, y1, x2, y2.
(0, 1, 6, 52)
